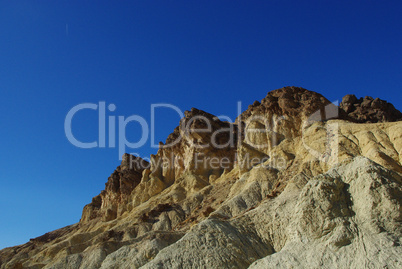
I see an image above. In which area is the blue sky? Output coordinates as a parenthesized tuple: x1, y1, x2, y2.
(0, 0, 401, 249)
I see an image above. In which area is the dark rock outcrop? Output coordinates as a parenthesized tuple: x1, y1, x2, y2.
(237, 86, 333, 124)
(340, 94, 402, 123)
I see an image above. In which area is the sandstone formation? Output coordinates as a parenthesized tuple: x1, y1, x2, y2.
(1, 87, 401, 269)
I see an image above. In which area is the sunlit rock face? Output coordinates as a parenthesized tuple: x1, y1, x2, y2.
(149, 107, 239, 183)
(1, 87, 401, 269)
(129, 107, 240, 208)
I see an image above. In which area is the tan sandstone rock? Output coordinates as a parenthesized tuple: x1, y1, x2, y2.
(1, 87, 401, 269)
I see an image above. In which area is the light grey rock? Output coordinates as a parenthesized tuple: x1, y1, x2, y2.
(136, 157, 402, 268)
(249, 157, 402, 269)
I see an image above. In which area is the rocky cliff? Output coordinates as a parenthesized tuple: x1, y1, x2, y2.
(1, 87, 401, 268)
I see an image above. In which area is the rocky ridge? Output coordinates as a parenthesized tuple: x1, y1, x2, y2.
(1, 86, 401, 269)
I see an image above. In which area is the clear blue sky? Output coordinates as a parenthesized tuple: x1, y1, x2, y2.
(0, 1, 401, 249)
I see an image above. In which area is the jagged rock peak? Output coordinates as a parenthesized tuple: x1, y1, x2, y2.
(163, 107, 235, 148)
(340, 94, 402, 123)
(184, 107, 220, 120)
(81, 154, 149, 222)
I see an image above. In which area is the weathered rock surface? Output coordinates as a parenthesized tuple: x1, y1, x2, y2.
(249, 157, 402, 269)
(143, 157, 402, 269)
(1, 87, 401, 269)
(128, 107, 238, 209)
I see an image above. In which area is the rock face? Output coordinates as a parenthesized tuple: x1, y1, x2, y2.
(235, 86, 337, 173)
(1, 86, 401, 269)
(144, 107, 238, 186)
